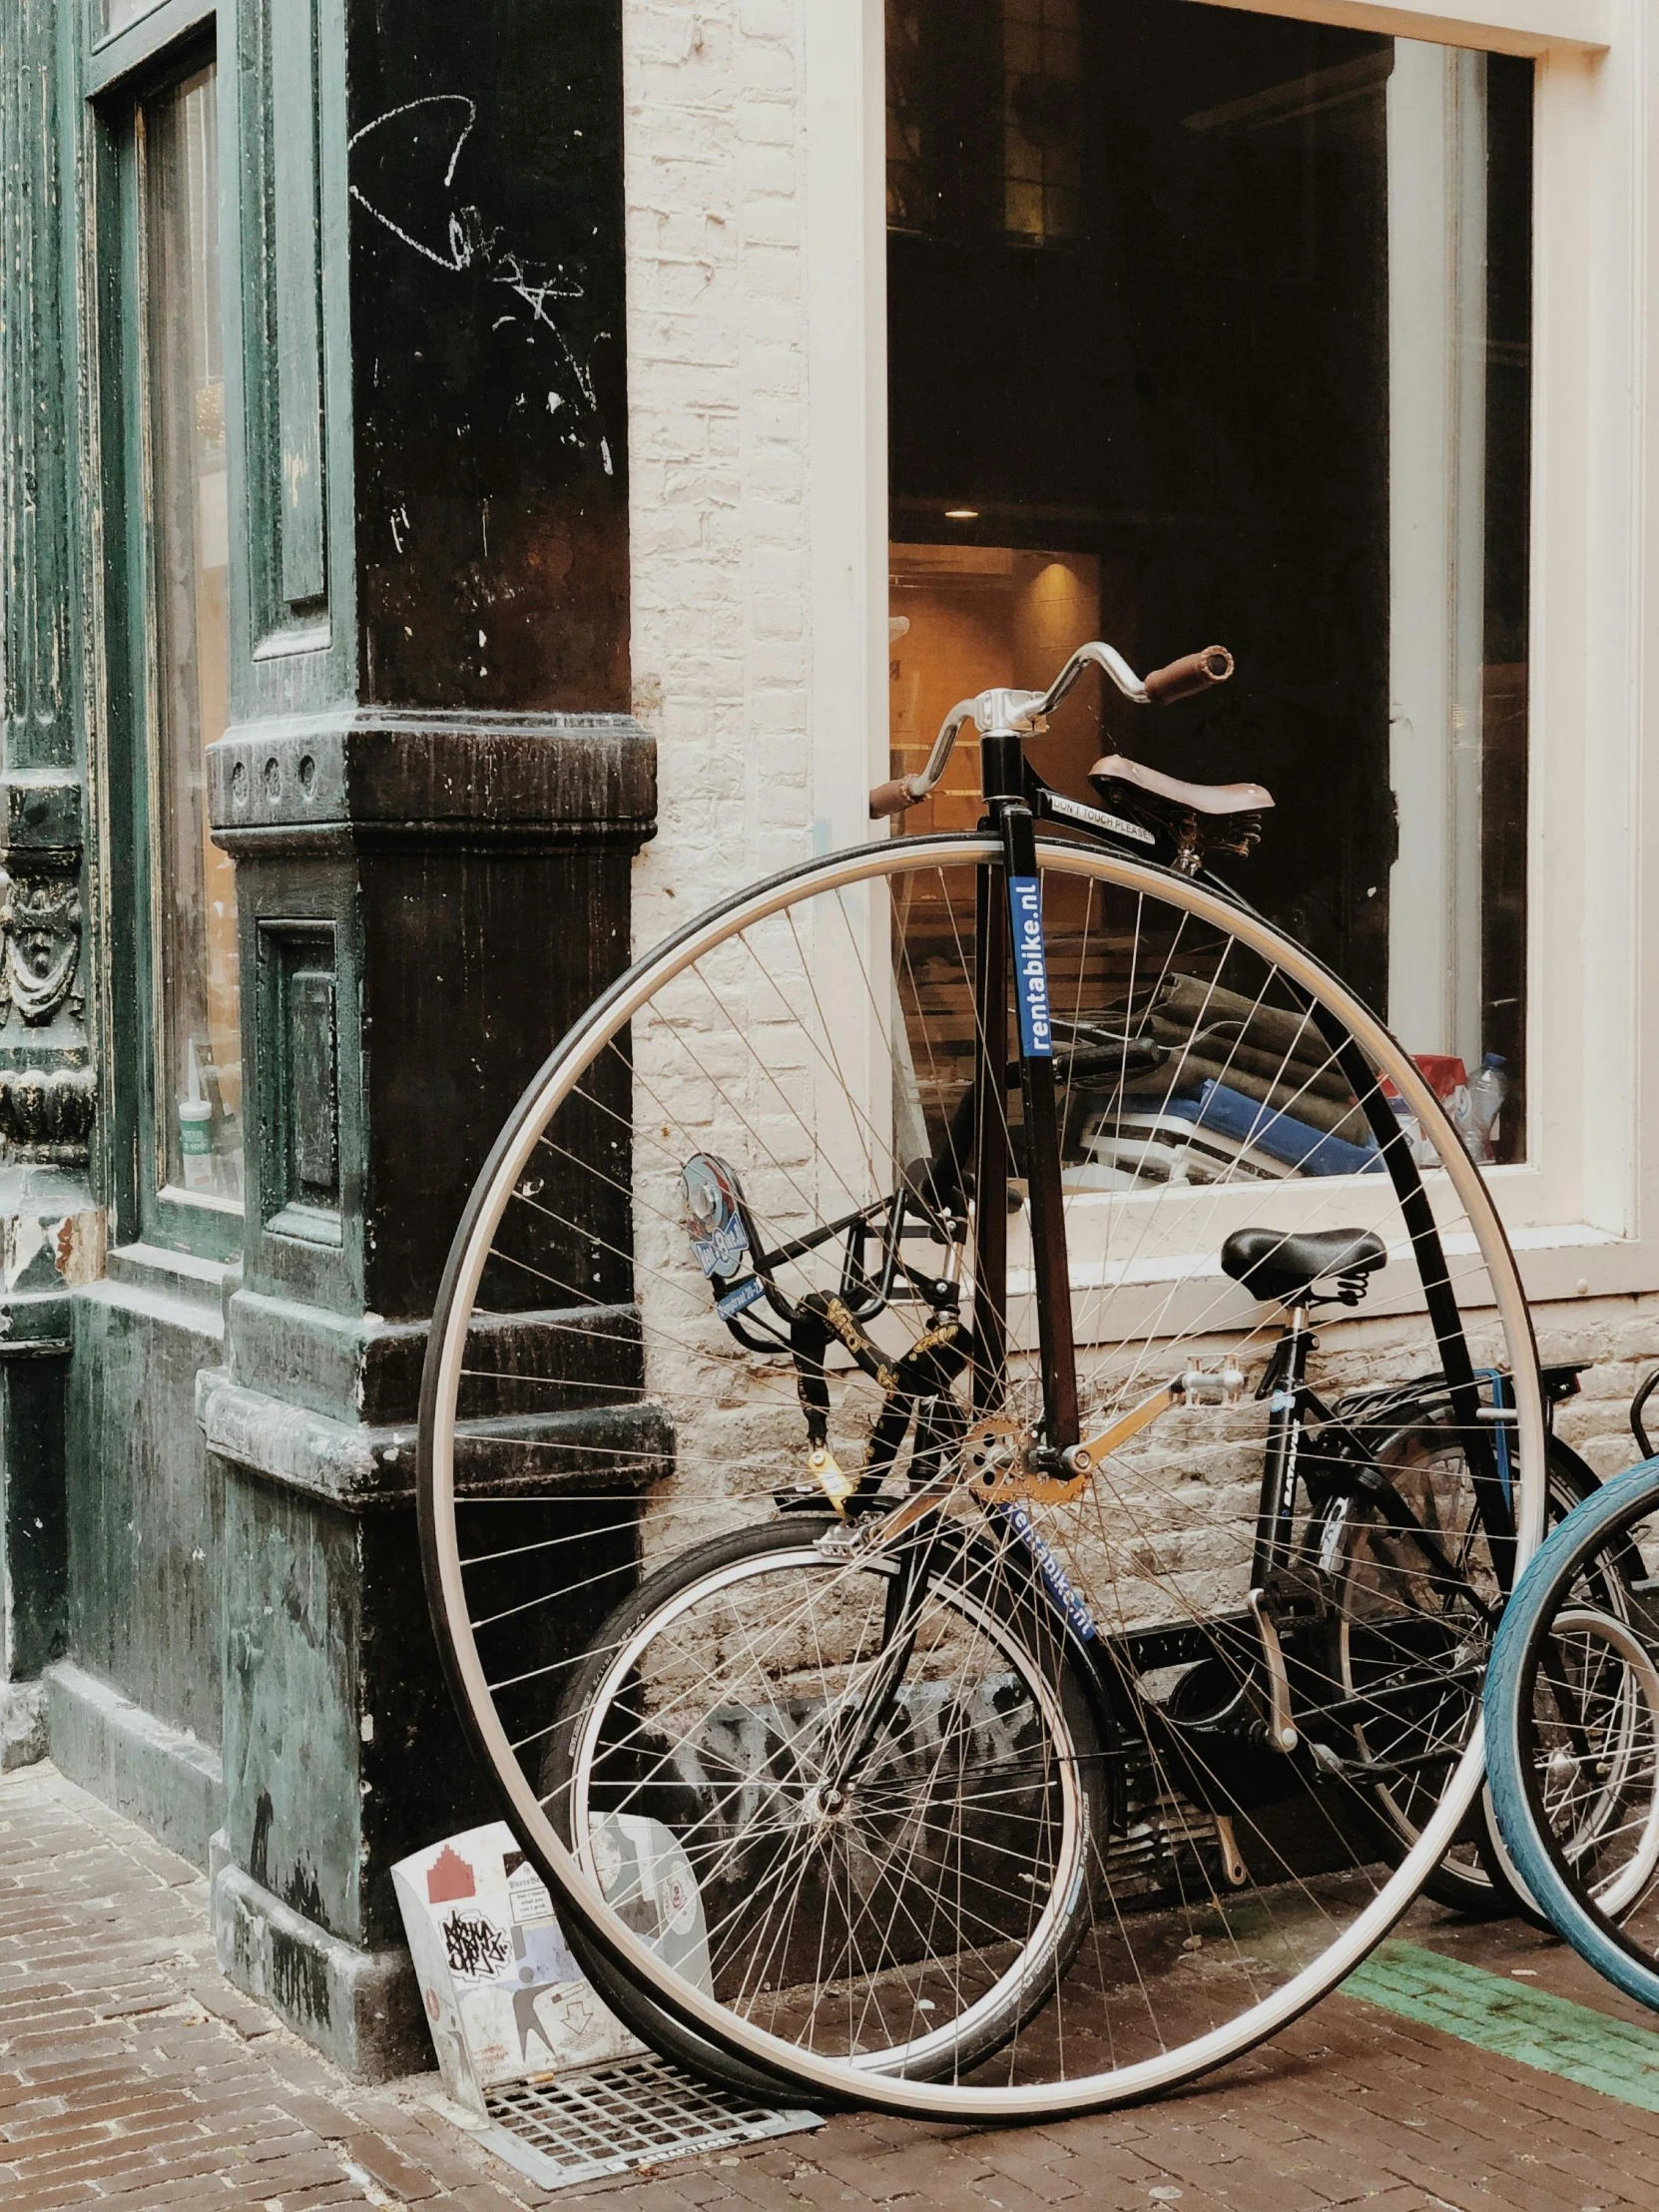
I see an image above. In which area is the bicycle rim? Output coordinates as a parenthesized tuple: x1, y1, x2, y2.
(418, 832, 1545, 2116)
(1486, 1460, 1659, 2000)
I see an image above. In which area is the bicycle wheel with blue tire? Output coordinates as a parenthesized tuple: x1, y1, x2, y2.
(1485, 1457, 1659, 2008)
(1321, 1430, 1609, 1917)
(419, 831, 1546, 2116)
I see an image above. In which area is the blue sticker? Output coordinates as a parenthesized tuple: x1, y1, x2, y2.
(716, 1275, 767, 1320)
(993, 1501, 1097, 1642)
(1008, 876, 1053, 1058)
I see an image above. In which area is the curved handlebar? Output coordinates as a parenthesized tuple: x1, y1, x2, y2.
(868, 779, 920, 819)
(868, 638, 1234, 819)
(1143, 645, 1235, 706)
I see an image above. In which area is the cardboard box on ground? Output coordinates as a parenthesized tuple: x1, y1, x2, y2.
(393, 1814, 712, 2109)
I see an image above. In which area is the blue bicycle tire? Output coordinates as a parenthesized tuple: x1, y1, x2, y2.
(1485, 1455, 1659, 2011)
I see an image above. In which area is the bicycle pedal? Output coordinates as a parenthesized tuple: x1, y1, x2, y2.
(1259, 1564, 1330, 1624)
(962, 1417, 1084, 1506)
(1212, 1814, 1249, 1889)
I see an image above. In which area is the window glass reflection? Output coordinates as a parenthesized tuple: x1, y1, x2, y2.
(144, 66, 240, 1202)
(886, 3, 1531, 1163)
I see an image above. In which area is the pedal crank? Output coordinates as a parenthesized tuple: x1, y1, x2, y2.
(963, 1416, 1083, 1506)
(1247, 1587, 1301, 1754)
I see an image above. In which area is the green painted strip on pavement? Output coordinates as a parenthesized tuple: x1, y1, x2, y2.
(1345, 1939, 1659, 2110)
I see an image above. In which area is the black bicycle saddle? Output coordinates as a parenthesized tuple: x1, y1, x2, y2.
(1221, 1226, 1387, 1306)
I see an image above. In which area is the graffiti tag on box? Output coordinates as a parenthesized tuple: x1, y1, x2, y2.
(442, 1909, 512, 1978)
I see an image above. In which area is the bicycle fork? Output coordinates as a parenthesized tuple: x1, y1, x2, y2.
(974, 716, 1080, 1460)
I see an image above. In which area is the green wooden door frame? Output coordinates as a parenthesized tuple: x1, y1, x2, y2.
(88, 14, 244, 1267)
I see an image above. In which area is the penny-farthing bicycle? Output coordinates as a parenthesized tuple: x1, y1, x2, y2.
(418, 638, 1546, 2118)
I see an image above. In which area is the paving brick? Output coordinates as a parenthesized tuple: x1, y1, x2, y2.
(343, 2128, 445, 2199)
(7, 1740, 1659, 2212)
(272, 2093, 357, 2142)
(102, 2180, 241, 2209)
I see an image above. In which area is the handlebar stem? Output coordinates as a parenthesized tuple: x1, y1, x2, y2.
(872, 635, 1229, 820)
(898, 646, 1151, 811)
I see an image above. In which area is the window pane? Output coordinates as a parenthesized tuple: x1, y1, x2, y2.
(105, 0, 167, 34)
(886, 2, 1531, 1166)
(144, 67, 240, 1202)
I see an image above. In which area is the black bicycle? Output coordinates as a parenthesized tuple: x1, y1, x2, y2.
(420, 637, 1547, 2118)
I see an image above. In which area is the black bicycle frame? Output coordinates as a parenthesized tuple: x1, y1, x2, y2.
(1252, 1314, 1317, 1590)
(975, 734, 1081, 1455)
(1249, 1331, 1496, 1626)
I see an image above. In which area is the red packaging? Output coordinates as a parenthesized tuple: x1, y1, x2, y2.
(1410, 1054, 1469, 1105)
(1380, 1055, 1468, 1106)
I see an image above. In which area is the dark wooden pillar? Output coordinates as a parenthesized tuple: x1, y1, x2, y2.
(198, 0, 646, 2077)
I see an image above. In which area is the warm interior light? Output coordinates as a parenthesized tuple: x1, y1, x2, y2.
(943, 506, 979, 519)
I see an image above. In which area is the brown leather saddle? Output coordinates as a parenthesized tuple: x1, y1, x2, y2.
(1088, 755, 1275, 875)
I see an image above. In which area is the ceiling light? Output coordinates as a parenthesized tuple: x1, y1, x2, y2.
(944, 506, 979, 520)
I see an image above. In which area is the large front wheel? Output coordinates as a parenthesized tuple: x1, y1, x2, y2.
(419, 832, 1545, 2117)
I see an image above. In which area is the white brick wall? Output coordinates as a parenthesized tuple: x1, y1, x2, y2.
(623, 0, 829, 1565)
(1534, 1296, 1659, 1476)
(626, 0, 817, 954)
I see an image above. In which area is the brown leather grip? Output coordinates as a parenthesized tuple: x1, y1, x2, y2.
(1142, 645, 1235, 706)
(868, 779, 920, 819)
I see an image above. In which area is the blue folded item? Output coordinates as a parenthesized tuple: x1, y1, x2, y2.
(1113, 1082, 1382, 1176)
(1190, 1079, 1382, 1175)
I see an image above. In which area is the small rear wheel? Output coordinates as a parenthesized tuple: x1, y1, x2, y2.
(1319, 1433, 1612, 1917)
(542, 1514, 1106, 2081)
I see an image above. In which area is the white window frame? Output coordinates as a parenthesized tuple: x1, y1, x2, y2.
(803, 0, 1659, 1310)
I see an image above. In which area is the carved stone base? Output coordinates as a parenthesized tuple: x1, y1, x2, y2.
(0, 1064, 95, 1166)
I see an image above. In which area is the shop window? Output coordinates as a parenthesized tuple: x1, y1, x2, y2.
(140, 63, 241, 1206)
(885, 1, 1532, 1163)
(1002, 0, 1082, 244)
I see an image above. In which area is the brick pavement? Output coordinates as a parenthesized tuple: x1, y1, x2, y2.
(1, 1760, 1655, 2212)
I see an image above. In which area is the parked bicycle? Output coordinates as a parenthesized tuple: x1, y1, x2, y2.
(419, 637, 1550, 2118)
(1484, 1368, 1659, 1999)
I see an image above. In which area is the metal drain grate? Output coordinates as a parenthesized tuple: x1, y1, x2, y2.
(462, 2053, 821, 2190)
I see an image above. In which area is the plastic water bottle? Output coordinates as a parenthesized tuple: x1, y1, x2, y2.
(1465, 1053, 1508, 1163)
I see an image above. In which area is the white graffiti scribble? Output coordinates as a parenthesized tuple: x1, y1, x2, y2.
(347, 95, 605, 442)
(347, 96, 479, 271)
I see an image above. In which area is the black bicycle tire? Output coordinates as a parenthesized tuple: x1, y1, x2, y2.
(1485, 1457, 1659, 2007)
(1319, 1431, 1599, 1917)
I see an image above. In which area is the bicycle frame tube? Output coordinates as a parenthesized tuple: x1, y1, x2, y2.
(985, 734, 1080, 1453)
(971, 859, 1010, 1417)
(1304, 1004, 1515, 1590)
(1252, 1310, 1313, 1587)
